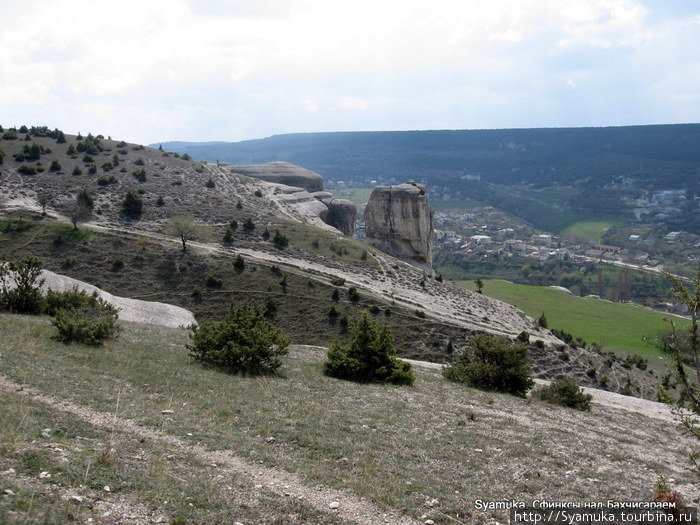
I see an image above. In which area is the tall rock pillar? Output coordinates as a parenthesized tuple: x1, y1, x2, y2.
(363, 182, 434, 271)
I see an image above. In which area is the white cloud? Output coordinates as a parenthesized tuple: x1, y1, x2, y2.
(0, 0, 698, 143)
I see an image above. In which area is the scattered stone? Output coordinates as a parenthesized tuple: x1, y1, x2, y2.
(69, 495, 83, 504)
(41, 428, 52, 438)
(425, 520, 435, 525)
(38, 471, 51, 479)
(329, 501, 340, 509)
(4, 489, 16, 496)
(161, 410, 174, 415)
(103, 485, 111, 492)
(266, 437, 276, 444)
(426, 498, 439, 508)
(1, 468, 16, 476)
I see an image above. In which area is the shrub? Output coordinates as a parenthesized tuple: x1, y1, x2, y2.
(18, 165, 37, 175)
(205, 177, 215, 188)
(273, 230, 289, 249)
(262, 227, 270, 240)
(206, 275, 223, 289)
(0, 257, 45, 314)
(121, 190, 143, 218)
(49, 160, 61, 172)
(44, 287, 99, 316)
(97, 175, 117, 185)
(187, 301, 290, 375)
(243, 218, 255, 232)
(77, 189, 94, 209)
(132, 168, 147, 182)
(538, 312, 548, 328)
(331, 277, 346, 286)
(534, 377, 592, 411)
(443, 334, 534, 397)
(233, 254, 245, 271)
(223, 228, 233, 244)
(517, 331, 530, 343)
(323, 310, 414, 385)
(348, 286, 360, 302)
(254, 189, 263, 197)
(51, 298, 120, 345)
(72, 166, 82, 176)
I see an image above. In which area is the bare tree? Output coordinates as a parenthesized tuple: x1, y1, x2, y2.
(164, 215, 212, 252)
(37, 193, 50, 215)
(66, 199, 92, 230)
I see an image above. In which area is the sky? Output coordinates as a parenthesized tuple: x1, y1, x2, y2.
(1, 0, 699, 145)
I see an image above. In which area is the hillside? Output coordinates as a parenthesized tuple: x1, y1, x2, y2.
(158, 125, 700, 189)
(0, 314, 697, 524)
(0, 125, 672, 399)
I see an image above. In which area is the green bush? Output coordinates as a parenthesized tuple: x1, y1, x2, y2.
(44, 287, 100, 316)
(0, 257, 45, 314)
(443, 334, 534, 397)
(121, 190, 143, 218)
(534, 377, 592, 411)
(187, 301, 290, 375)
(323, 310, 414, 386)
(273, 230, 289, 249)
(97, 175, 117, 185)
(18, 165, 38, 175)
(51, 299, 120, 345)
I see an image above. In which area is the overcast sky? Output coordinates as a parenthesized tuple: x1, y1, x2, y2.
(1, 0, 698, 145)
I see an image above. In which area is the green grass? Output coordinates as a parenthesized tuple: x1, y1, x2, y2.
(456, 279, 688, 356)
(562, 219, 621, 243)
(331, 187, 374, 212)
(0, 313, 693, 523)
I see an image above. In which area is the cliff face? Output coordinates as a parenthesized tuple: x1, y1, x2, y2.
(231, 161, 324, 192)
(229, 162, 356, 236)
(364, 182, 433, 270)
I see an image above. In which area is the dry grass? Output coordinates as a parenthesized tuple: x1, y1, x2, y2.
(0, 313, 697, 524)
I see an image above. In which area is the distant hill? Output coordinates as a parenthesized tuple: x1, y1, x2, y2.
(156, 124, 700, 190)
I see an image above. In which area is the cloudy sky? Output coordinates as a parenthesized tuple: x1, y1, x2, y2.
(1, 0, 698, 144)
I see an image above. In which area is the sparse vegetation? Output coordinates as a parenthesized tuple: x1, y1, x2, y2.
(323, 310, 414, 385)
(187, 301, 290, 375)
(535, 377, 592, 411)
(443, 334, 534, 397)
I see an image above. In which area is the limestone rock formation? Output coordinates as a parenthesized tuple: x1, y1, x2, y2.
(317, 196, 357, 236)
(364, 182, 434, 270)
(232, 161, 324, 192)
(229, 162, 357, 236)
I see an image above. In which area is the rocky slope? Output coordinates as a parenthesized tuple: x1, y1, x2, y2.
(0, 126, 661, 398)
(227, 161, 357, 235)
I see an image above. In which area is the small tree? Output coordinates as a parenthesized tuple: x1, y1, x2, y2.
(273, 230, 289, 249)
(443, 334, 534, 397)
(67, 199, 92, 230)
(323, 310, 414, 385)
(243, 218, 255, 232)
(37, 193, 50, 215)
(661, 267, 700, 472)
(164, 215, 212, 252)
(0, 257, 45, 314)
(223, 228, 233, 244)
(187, 301, 290, 375)
(49, 160, 62, 172)
(121, 190, 143, 219)
(474, 278, 484, 294)
(538, 312, 548, 329)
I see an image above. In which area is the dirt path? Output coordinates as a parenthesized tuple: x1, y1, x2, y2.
(0, 373, 419, 525)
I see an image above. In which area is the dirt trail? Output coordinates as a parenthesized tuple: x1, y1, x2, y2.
(0, 373, 419, 525)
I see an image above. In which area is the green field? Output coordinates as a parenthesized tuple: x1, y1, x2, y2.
(331, 187, 375, 211)
(457, 279, 688, 356)
(562, 219, 621, 243)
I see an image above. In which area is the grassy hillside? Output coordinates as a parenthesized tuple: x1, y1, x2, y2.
(0, 313, 695, 524)
(456, 280, 688, 356)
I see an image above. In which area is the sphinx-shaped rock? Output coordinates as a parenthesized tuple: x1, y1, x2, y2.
(229, 161, 357, 236)
(232, 161, 324, 192)
(363, 182, 433, 270)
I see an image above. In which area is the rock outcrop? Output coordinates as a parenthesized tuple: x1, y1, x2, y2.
(229, 161, 357, 236)
(232, 162, 324, 192)
(364, 182, 433, 270)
